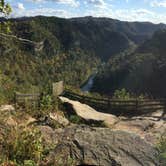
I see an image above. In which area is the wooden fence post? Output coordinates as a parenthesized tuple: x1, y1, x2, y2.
(14, 92, 17, 110)
(82, 96, 85, 103)
(108, 100, 111, 113)
(163, 99, 166, 120)
(164, 99, 166, 113)
(52, 81, 64, 97)
(38, 93, 42, 110)
(107, 100, 109, 112)
(136, 98, 138, 112)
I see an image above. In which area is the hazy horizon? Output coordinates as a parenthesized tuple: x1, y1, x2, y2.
(5, 0, 166, 24)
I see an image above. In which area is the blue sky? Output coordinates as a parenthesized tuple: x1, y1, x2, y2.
(6, 0, 166, 23)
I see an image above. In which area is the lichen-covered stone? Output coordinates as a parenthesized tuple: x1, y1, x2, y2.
(40, 125, 159, 166)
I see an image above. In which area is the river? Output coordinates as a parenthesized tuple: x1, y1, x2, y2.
(81, 74, 96, 92)
(81, 63, 105, 92)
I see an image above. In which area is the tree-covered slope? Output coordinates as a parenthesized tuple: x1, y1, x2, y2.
(70, 16, 166, 44)
(0, 32, 99, 96)
(4, 16, 130, 61)
(3, 16, 166, 61)
(92, 29, 166, 98)
(0, 16, 166, 99)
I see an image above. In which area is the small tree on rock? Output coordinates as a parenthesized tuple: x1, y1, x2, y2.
(0, 0, 12, 33)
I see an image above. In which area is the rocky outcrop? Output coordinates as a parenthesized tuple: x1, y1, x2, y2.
(0, 105, 15, 112)
(113, 110, 166, 144)
(59, 97, 166, 144)
(59, 96, 118, 127)
(39, 125, 159, 166)
(0, 105, 17, 126)
(49, 112, 69, 126)
(0, 103, 161, 165)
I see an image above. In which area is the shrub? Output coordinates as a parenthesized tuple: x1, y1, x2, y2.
(31, 94, 54, 118)
(24, 160, 36, 166)
(157, 135, 166, 165)
(113, 88, 131, 100)
(40, 94, 53, 110)
(1, 126, 44, 165)
(69, 115, 82, 124)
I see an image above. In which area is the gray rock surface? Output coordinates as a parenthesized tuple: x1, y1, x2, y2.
(39, 125, 159, 166)
(59, 97, 166, 144)
(115, 111, 166, 144)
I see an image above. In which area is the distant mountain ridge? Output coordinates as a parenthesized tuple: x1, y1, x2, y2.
(0, 16, 166, 98)
(1, 16, 166, 61)
(70, 16, 166, 42)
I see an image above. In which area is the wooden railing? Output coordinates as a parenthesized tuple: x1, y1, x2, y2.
(63, 90, 166, 115)
(14, 90, 166, 115)
(14, 92, 41, 109)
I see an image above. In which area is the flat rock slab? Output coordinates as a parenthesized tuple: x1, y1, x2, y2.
(40, 125, 159, 166)
(59, 96, 118, 126)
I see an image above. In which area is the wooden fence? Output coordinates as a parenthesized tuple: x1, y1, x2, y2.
(14, 90, 166, 115)
(15, 92, 41, 110)
(63, 90, 166, 116)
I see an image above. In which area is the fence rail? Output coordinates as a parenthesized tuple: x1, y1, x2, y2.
(14, 90, 166, 115)
(63, 90, 166, 115)
(15, 92, 41, 109)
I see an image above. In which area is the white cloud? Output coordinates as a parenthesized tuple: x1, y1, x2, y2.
(113, 9, 154, 21)
(27, 0, 43, 2)
(55, 0, 79, 7)
(9, 0, 166, 24)
(150, 0, 166, 8)
(85, 0, 106, 8)
(11, 8, 71, 18)
(29, 0, 79, 7)
(83, 7, 166, 24)
(17, 3, 25, 10)
(132, 9, 154, 15)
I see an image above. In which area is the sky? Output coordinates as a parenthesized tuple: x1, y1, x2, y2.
(5, 0, 166, 23)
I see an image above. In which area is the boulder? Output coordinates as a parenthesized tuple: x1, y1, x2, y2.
(6, 116, 18, 126)
(114, 113, 166, 144)
(0, 105, 17, 127)
(40, 125, 159, 166)
(0, 105, 15, 112)
(26, 116, 37, 126)
(59, 96, 118, 127)
(59, 97, 166, 144)
(49, 112, 69, 126)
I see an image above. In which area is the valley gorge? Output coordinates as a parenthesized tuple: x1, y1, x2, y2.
(0, 15, 166, 165)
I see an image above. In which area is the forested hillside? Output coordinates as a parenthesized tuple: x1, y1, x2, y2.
(0, 34, 99, 101)
(2, 16, 166, 60)
(0, 16, 166, 101)
(92, 29, 166, 98)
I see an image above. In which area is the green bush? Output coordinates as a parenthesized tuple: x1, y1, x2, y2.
(157, 135, 166, 165)
(36, 94, 53, 117)
(113, 88, 131, 100)
(24, 160, 36, 166)
(40, 95, 53, 110)
(28, 94, 61, 119)
(1, 126, 44, 165)
(69, 115, 82, 124)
